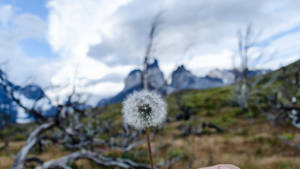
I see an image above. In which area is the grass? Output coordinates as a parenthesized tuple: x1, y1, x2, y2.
(1, 60, 300, 169)
(1, 86, 299, 169)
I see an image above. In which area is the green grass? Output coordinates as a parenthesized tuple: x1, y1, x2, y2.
(1, 60, 300, 169)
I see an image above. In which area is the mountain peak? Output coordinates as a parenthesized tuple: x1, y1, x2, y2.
(148, 59, 159, 69)
(174, 65, 190, 74)
(19, 84, 45, 100)
(97, 60, 269, 107)
(128, 69, 142, 76)
(98, 59, 167, 106)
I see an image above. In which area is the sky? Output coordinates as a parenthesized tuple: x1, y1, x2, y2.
(0, 0, 300, 105)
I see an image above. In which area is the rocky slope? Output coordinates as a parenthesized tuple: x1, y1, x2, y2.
(0, 70, 54, 127)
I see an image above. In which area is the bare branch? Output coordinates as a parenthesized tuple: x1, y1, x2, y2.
(35, 150, 150, 169)
(142, 12, 164, 90)
(11, 122, 55, 169)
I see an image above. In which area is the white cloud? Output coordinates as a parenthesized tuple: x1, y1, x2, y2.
(44, 0, 300, 102)
(46, 0, 134, 101)
(0, 5, 13, 25)
(86, 0, 300, 68)
(47, 0, 132, 56)
(186, 50, 233, 76)
(2, 0, 300, 105)
(0, 5, 54, 87)
(13, 13, 47, 40)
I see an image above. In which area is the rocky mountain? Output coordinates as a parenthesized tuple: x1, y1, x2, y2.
(97, 59, 271, 106)
(207, 69, 235, 85)
(123, 60, 167, 92)
(98, 59, 168, 106)
(169, 65, 223, 92)
(0, 70, 55, 127)
(19, 85, 45, 100)
(208, 68, 271, 84)
(0, 73, 17, 127)
(97, 60, 225, 106)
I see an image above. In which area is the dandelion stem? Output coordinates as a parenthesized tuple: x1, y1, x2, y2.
(146, 128, 154, 169)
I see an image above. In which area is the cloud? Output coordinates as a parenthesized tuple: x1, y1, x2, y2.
(254, 24, 300, 47)
(86, 0, 300, 71)
(2, 0, 300, 104)
(13, 13, 47, 40)
(0, 4, 54, 87)
(47, 0, 132, 57)
(46, 0, 135, 100)
(45, 0, 300, 101)
(85, 73, 125, 87)
(0, 5, 13, 25)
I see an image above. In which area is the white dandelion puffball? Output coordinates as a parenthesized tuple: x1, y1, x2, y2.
(122, 90, 167, 129)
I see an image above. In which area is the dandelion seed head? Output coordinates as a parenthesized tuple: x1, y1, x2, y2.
(122, 90, 167, 129)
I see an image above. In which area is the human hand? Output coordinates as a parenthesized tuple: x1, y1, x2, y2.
(198, 164, 240, 169)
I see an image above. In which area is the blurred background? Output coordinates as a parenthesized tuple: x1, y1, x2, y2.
(0, 0, 300, 169)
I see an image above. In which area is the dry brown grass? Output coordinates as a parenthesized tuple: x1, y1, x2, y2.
(0, 156, 14, 169)
(0, 120, 299, 169)
(149, 121, 300, 169)
(0, 141, 24, 168)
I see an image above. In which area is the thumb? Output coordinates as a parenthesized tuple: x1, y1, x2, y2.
(198, 164, 240, 169)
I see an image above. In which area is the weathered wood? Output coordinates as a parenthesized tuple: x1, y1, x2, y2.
(35, 150, 150, 169)
(11, 122, 54, 169)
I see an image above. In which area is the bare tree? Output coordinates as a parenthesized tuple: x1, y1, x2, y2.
(0, 12, 185, 169)
(234, 24, 300, 129)
(142, 12, 163, 90)
(234, 24, 263, 109)
(0, 69, 152, 169)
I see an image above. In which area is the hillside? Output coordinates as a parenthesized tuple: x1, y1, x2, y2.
(0, 60, 299, 169)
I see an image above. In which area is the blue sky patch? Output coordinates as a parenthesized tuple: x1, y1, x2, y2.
(19, 38, 58, 59)
(0, 0, 48, 20)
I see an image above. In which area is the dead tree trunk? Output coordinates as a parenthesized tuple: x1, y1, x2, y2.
(142, 13, 162, 90)
(235, 24, 262, 109)
(34, 150, 150, 169)
(11, 122, 55, 169)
